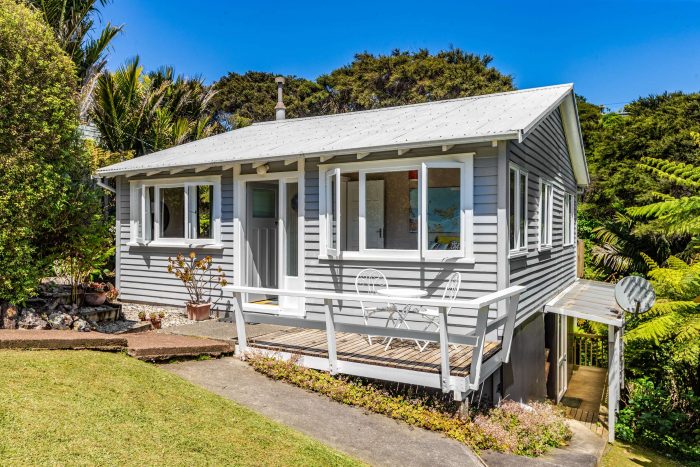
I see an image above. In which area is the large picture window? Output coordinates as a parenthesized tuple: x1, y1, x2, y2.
(539, 179, 553, 248)
(130, 176, 222, 246)
(509, 164, 528, 253)
(321, 155, 473, 261)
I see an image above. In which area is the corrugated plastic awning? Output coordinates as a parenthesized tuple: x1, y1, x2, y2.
(545, 279, 623, 327)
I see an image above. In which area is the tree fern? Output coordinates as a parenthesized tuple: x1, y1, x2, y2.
(629, 157, 700, 235)
(625, 256, 700, 367)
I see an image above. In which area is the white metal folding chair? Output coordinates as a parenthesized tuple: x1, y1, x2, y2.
(417, 272, 462, 352)
(355, 268, 395, 345)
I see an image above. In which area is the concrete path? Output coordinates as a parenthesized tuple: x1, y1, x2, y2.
(164, 357, 484, 467)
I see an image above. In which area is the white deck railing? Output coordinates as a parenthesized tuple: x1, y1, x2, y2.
(223, 285, 526, 399)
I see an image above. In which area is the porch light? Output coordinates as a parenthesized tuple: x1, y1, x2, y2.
(256, 164, 270, 175)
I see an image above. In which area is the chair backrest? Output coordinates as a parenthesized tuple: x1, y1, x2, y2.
(355, 268, 388, 295)
(441, 272, 462, 313)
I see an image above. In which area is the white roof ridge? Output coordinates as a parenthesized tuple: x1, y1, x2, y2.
(248, 83, 574, 127)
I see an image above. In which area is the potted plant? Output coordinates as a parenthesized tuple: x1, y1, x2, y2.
(167, 252, 228, 321)
(83, 282, 109, 306)
(138, 311, 147, 321)
(149, 312, 161, 329)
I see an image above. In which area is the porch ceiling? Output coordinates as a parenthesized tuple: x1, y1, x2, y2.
(545, 279, 624, 327)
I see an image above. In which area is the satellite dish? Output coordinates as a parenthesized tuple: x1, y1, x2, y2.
(615, 276, 655, 314)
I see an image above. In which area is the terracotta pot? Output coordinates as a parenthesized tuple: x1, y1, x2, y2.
(84, 292, 107, 306)
(187, 302, 211, 321)
(150, 318, 162, 329)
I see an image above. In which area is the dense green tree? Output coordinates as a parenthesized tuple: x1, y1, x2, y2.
(0, 0, 99, 303)
(210, 49, 514, 127)
(27, 0, 122, 117)
(211, 71, 326, 128)
(91, 57, 220, 156)
(317, 49, 514, 113)
(581, 92, 700, 222)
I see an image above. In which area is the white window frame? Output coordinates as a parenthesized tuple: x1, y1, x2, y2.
(319, 153, 474, 263)
(129, 175, 222, 248)
(508, 163, 528, 256)
(539, 178, 554, 250)
(564, 192, 576, 246)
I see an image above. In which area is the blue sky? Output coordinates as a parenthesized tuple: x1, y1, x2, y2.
(100, 0, 700, 109)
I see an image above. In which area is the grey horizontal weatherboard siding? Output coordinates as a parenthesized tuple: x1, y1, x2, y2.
(507, 108, 578, 326)
(116, 168, 234, 313)
(302, 144, 500, 335)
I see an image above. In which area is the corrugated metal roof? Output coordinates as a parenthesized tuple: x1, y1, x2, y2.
(545, 279, 624, 326)
(97, 83, 577, 176)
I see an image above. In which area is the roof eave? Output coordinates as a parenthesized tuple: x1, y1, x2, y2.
(96, 132, 522, 178)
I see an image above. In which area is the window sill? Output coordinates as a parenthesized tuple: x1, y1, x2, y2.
(508, 249, 528, 259)
(538, 245, 553, 252)
(563, 243, 575, 248)
(127, 241, 224, 250)
(317, 254, 476, 264)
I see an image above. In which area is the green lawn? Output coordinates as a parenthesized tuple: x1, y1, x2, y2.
(0, 350, 361, 466)
(601, 441, 686, 467)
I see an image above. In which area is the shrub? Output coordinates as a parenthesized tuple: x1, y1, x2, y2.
(247, 354, 571, 456)
(0, 0, 99, 305)
(616, 378, 700, 461)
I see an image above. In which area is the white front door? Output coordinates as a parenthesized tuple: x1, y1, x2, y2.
(556, 314, 568, 401)
(246, 183, 278, 302)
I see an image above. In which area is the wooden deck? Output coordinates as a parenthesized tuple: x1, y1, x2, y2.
(250, 328, 501, 377)
(561, 365, 608, 437)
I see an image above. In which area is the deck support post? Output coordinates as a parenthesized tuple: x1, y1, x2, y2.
(608, 324, 620, 443)
(324, 298, 338, 374)
(234, 292, 248, 357)
(438, 306, 451, 393)
(500, 293, 521, 364)
(468, 305, 490, 390)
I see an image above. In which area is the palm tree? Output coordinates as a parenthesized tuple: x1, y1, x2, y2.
(28, 0, 122, 117)
(91, 57, 219, 156)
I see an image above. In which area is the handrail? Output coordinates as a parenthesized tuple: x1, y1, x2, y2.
(223, 285, 527, 310)
(225, 284, 526, 398)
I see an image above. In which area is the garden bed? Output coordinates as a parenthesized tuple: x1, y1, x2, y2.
(247, 354, 572, 457)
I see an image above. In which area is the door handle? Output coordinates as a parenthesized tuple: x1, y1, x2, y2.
(377, 228, 383, 238)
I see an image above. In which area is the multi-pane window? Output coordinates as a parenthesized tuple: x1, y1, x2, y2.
(509, 164, 528, 253)
(539, 180, 553, 248)
(322, 156, 472, 260)
(564, 192, 575, 245)
(131, 177, 221, 245)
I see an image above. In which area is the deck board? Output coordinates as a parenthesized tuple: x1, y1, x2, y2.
(249, 328, 500, 377)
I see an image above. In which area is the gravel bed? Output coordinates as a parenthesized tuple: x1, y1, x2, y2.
(94, 303, 193, 334)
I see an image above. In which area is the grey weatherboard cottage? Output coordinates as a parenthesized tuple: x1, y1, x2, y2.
(97, 83, 592, 408)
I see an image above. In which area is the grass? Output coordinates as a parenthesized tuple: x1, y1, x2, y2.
(601, 441, 688, 467)
(0, 350, 362, 466)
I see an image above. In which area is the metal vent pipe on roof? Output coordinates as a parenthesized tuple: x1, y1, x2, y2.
(275, 76, 286, 120)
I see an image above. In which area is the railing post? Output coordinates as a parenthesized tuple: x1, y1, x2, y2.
(500, 293, 520, 364)
(324, 298, 338, 374)
(234, 292, 248, 357)
(438, 306, 451, 393)
(468, 305, 490, 391)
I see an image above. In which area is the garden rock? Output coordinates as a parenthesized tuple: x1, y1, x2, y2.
(18, 308, 49, 330)
(72, 318, 92, 332)
(48, 312, 73, 330)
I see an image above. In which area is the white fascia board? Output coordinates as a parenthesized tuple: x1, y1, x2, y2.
(96, 132, 522, 177)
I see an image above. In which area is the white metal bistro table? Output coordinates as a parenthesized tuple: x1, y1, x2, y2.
(377, 287, 428, 350)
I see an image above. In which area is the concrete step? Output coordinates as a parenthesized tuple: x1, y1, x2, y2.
(125, 333, 234, 361)
(0, 330, 127, 351)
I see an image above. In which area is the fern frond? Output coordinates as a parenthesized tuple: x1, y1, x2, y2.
(638, 156, 700, 189)
(665, 255, 690, 270)
(625, 312, 680, 343)
(640, 252, 659, 270)
(675, 315, 700, 342)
